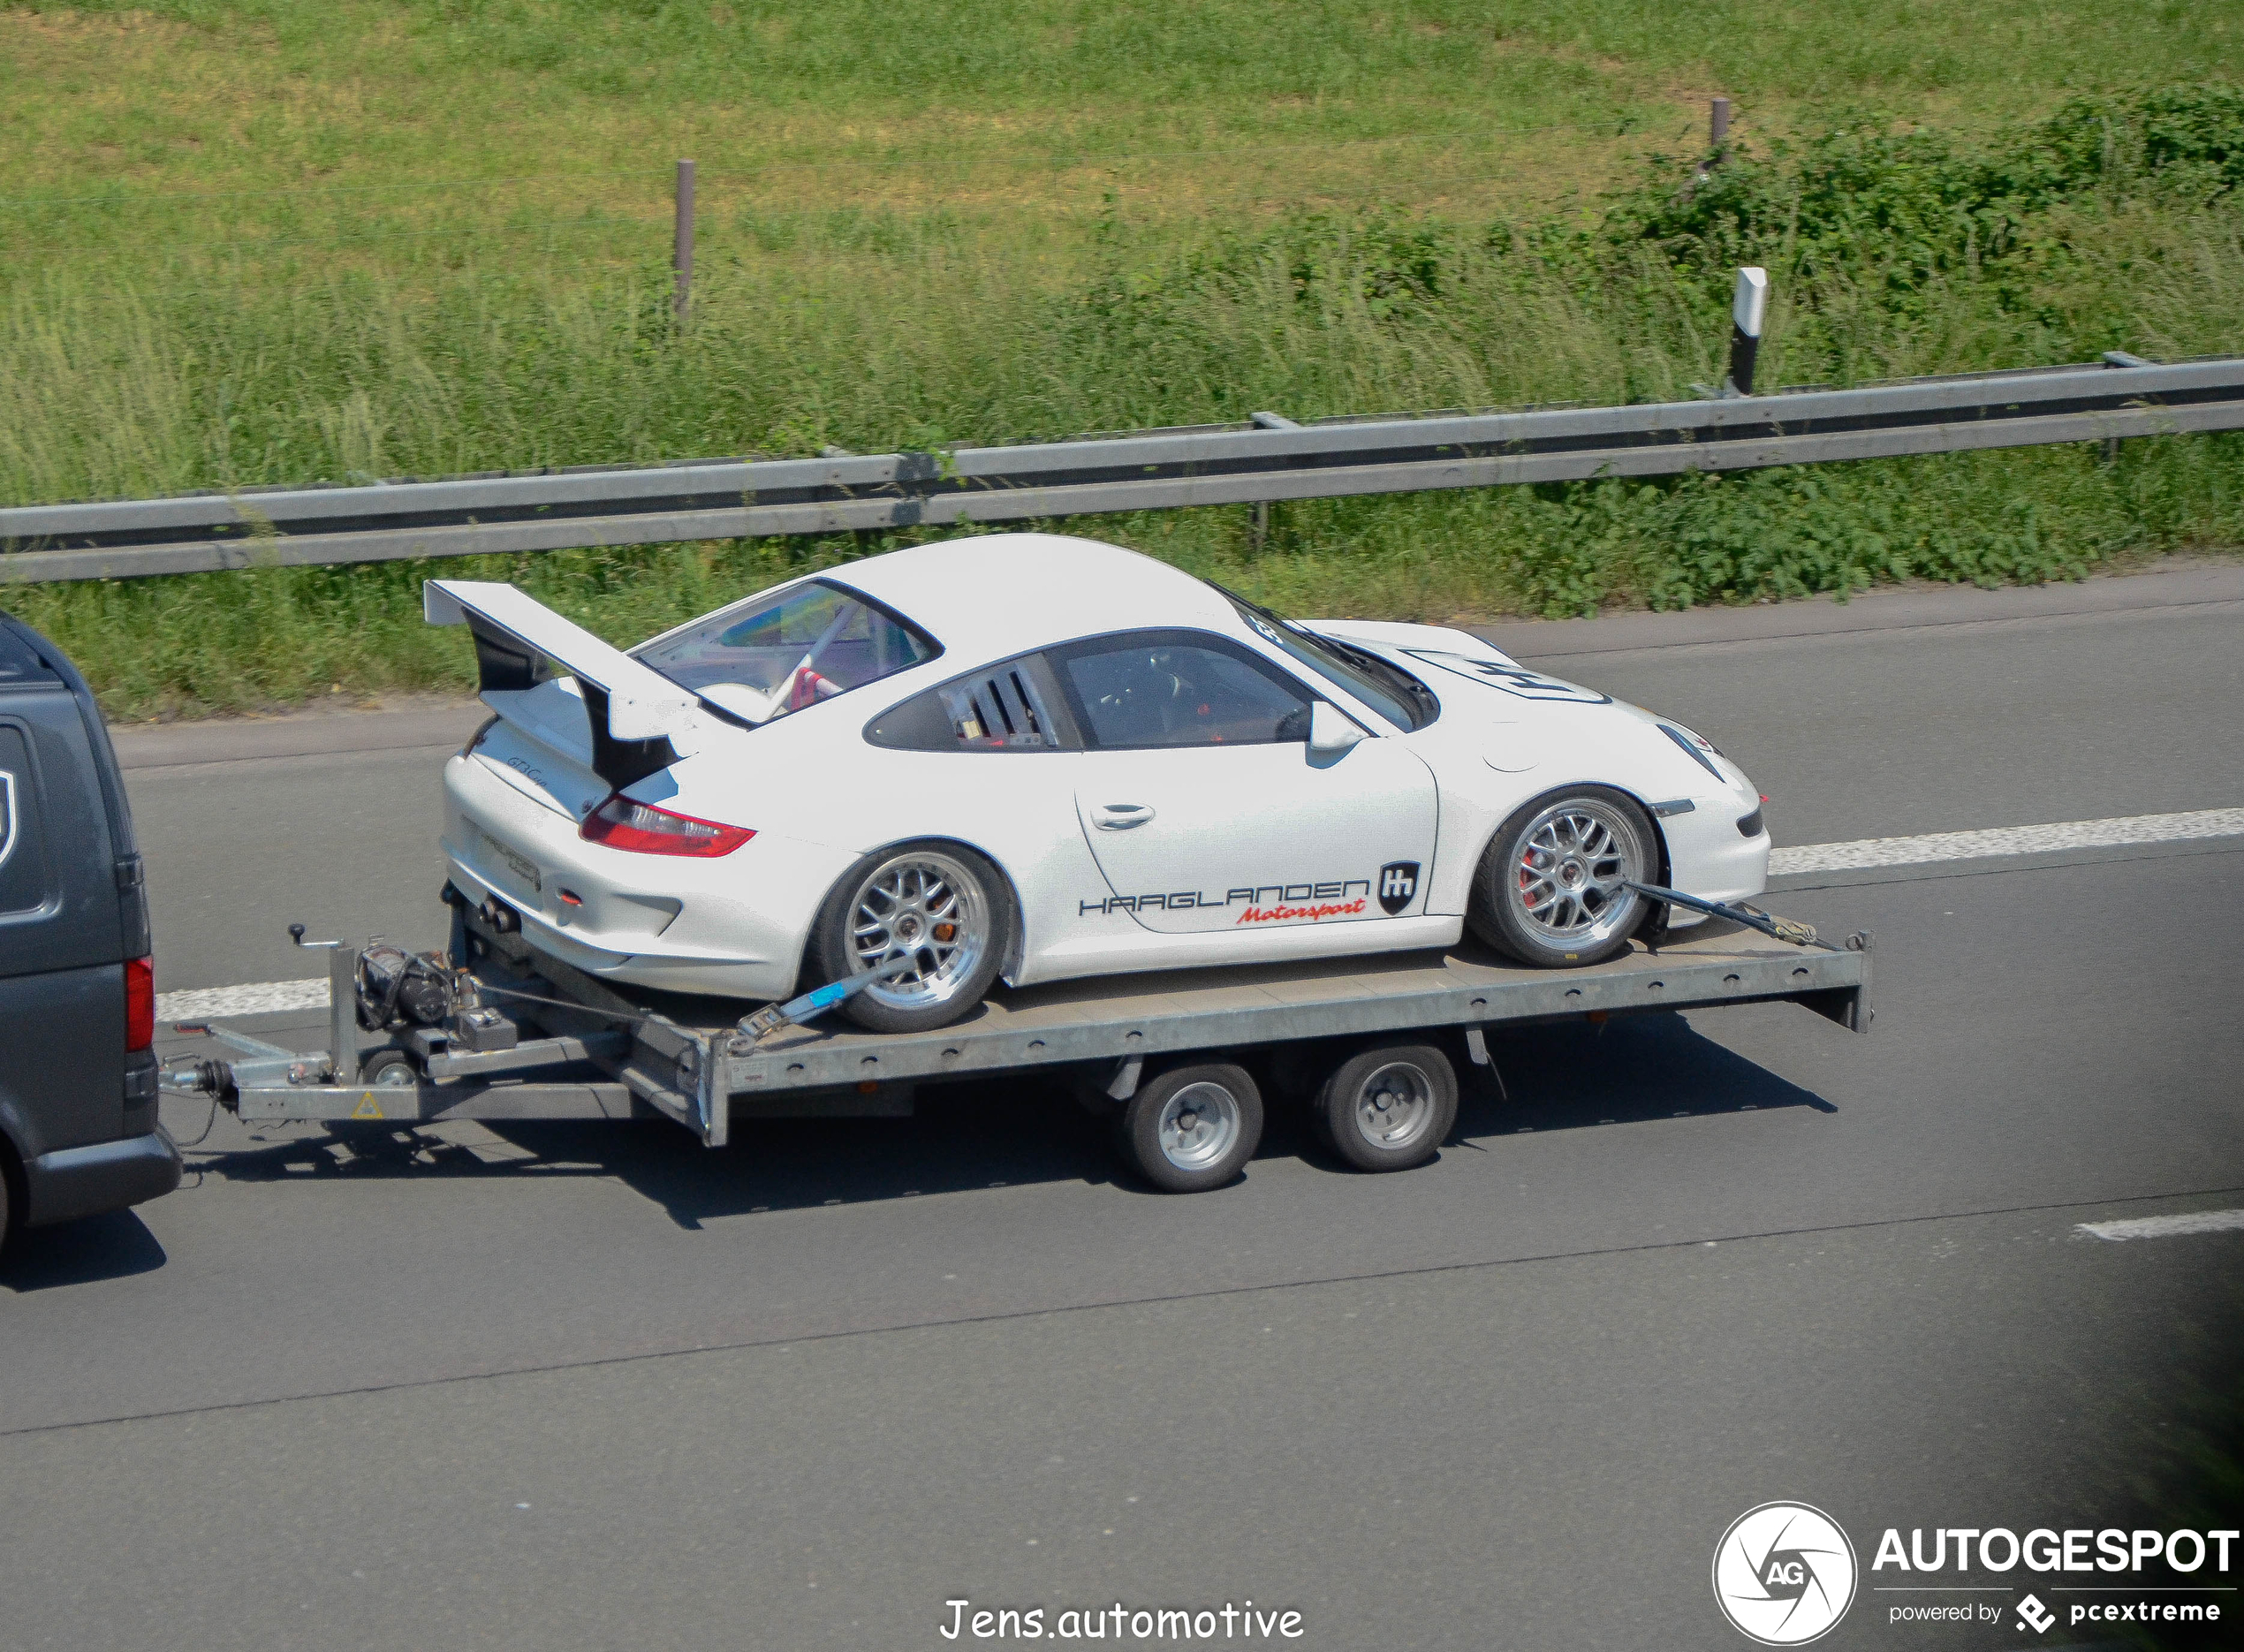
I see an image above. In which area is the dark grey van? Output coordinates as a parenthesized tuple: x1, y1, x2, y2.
(0, 611, 179, 1246)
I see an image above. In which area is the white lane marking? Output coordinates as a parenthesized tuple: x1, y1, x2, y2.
(157, 979, 331, 1021)
(2077, 1209, 2244, 1241)
(1770, 807, 2244, 875)
(154, 808, 2244, 1021)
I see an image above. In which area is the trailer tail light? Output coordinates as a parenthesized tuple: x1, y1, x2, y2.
(125, 955, 155, 1051)
(580, 793, 754, 857)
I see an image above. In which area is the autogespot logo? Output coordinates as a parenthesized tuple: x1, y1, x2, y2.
(1713, 1503, 1860, 1645)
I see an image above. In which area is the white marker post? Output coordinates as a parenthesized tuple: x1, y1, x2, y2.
(1724, 266, 1768, 398)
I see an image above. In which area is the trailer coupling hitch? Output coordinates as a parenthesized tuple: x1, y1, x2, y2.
(161, 1032, 331, 1097)
(734, 962, 919, 1046)
(1624, 880, 1866, 953)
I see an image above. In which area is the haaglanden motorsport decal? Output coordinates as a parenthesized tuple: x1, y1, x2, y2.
(1080, 863, 1419, 924)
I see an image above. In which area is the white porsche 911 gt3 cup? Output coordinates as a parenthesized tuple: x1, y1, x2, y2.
(430, 534, 1770, 1033)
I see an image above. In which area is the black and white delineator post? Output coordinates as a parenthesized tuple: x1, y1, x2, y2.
(1723, 266, 1768, 398)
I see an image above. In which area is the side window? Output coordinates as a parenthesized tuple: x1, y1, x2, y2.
(864, 655, 1072, 752)
(0, 725, 52, 918)
(1055, 632, 1311, 749)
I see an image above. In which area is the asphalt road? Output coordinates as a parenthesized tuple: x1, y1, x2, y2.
(4, 563, 2241, 1651)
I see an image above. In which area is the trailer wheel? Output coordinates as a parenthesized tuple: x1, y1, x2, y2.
(359, 1051, 419, 1087)
(1116, 1064, 1262, 1194)
(1316, 1044, 1457, 1172)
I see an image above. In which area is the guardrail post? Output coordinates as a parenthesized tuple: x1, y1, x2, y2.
(1247, 412, 1300, 553)
(672, 158, 696, 324)
(1724, 266, 1767, 398)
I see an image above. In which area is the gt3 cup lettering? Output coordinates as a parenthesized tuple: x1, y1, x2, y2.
(1080, 880, 1371, 917)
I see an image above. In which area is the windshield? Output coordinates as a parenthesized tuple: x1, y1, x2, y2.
(1217, 587, 1438, 731)
(636, 579, 938, 724)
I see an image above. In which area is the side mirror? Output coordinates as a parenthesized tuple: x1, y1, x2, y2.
(1308, 700, 1368, 757)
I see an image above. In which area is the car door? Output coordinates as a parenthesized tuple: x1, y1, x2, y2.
(1051, 629, 1437, 936)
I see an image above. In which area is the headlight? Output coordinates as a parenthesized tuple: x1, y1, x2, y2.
(1657, 723, 1727, 781)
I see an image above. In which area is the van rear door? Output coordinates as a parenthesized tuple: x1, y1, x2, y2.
(0, 620, 133, 1161)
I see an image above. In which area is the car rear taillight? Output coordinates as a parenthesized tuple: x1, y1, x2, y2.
(125, 956, 155, 1051)
(580, 793, 754, 857)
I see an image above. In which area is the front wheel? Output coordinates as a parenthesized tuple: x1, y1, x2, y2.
(813, 840, 1014, 1034)
(1467, 786, 1656, 968)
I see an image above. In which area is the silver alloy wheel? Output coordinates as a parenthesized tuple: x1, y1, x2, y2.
(848, 849, 991, 1013)
(1509, 798, 1645, 946)
(1157, 1080, 1241, 1171)
(1350, 1060, 1437, 1152)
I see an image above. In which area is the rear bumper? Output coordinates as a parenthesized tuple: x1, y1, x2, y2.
(24, 1125, 182, 1228)
(443, 753, 849, 999)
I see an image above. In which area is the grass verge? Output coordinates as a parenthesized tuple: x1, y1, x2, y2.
(3, 14, 2241, 714)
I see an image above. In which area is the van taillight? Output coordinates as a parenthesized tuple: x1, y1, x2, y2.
(125, 956, 155, 1051)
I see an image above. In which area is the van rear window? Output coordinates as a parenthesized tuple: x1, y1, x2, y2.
(0, 725, 51, 915)
(0, 622, 57, 685)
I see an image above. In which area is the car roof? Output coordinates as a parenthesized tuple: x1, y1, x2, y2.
(820, 534, 1239, 662)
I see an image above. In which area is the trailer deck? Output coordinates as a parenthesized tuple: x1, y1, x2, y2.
(185, 908, 1869, 1160)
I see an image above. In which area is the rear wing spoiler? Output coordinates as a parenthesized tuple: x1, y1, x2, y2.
(425, 580, 702, 789)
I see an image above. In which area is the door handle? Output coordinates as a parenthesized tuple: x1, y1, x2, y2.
(1092, 803, 1156, 830)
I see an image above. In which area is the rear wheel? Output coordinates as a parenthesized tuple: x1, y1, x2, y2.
(1315, 1043, 1457, 1172)
(1467, 786, 1656, 968)
(1116, 1063, 1263, 1194)
(813, 841, 1014, 1034)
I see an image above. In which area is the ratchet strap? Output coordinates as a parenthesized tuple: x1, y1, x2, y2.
(736, 961, 919, 1043)
(1624, 880, 1835, 951)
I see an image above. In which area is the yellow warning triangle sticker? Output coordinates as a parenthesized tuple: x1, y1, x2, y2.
(352, 1092, 385, 1120)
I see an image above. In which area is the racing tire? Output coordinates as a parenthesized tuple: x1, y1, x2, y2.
(813, 839, 1016, 1034)
(1315, 1043, 1458, 1173)
(1467, 785, 1656, 969)
(1116, 1063, 1263, 1194)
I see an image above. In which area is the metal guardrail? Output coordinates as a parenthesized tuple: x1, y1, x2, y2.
(4, 352, 2240, 584)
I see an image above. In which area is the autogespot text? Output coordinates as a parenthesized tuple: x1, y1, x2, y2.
(939, 1601, 1306, 1641)
(1870, 1525, 2239, 1573)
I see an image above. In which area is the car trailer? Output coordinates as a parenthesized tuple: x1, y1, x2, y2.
(164, 888, 1871, 1193)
